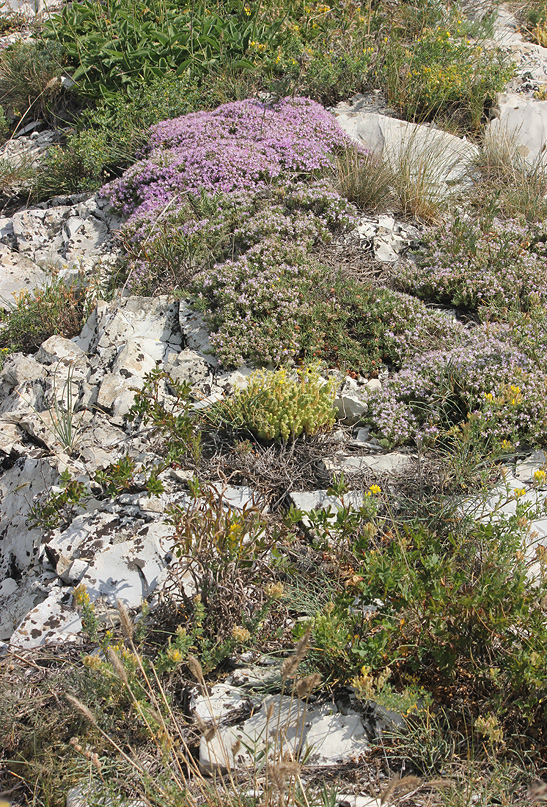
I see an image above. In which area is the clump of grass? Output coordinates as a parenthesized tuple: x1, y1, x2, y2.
(335, 146, 394, 213)
(335, 127, 464, 223)
(0, 151, 37, 196)
(474, 126, 547, 222)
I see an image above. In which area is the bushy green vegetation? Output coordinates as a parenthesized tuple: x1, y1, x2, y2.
(0, 276, 89, 355)
(3, 0, 547, 804)
(212, 365, 337, 440)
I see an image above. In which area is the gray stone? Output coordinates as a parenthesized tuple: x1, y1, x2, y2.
(337, 795, 382, 807)
(0, 353, 47, 394)
(10, 589, 82, 650)
(0, 244, 47, 308)
(515, 451, 547, 484)
(112, 338, 163, 377)
(207, 483, 267, 512)
(96, 373, 143, 418)
(200, 694, 369, 772)
(322, 452, 412, 476)
(304, 707, 369, 765)
(334, 393, 367, 424)
(77, 520, 172, 607)
(0, 458, 59, 582)
(487, 93, 547, 168)
(0, 577, 18, 597)
(66, 783, 147, 807)
(164, 349, 210, 386)
(191, 683, 251, 722)
(96, 296, 181, 350)
(179, 303, 218, 366)
(36, 335, 87, 367)
(289, 490, 365, 527)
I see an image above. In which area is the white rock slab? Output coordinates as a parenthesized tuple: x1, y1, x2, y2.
(334, 109, 477, 193)
(179, 303, 218, 366)
(200, 695, 369, 772)
(290, 489, 365, 515)
(0, 458, 59, 581)
(10, 589, 82, 650)
(0, 244, 47, 309)
(192, 683, 250, 722)
(304, 708, 369, 765)
(487, 92, 547, 167)
(78, 521, 172, 607)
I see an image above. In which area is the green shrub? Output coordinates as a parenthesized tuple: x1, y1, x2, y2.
(0, 40, 67, 124)
(377, 27, 512, 129)
(43, 0, 279, 100)
(302, 274, 465, 376)
(343, 502, 547, 747)
(213, 365, 337, 442)
(0, 277, 88, 354)
(33, 71, 213, 198)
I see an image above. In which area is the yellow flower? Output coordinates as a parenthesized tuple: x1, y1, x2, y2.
(264, 581, 285, 599)
(513, 488, 526, 498)
(244, 5, 251, 13)
(167, 646, 184, 665)
(369, 484, 381, 495)
(232, 625, 251, 642)
(534, 469, 546, 483)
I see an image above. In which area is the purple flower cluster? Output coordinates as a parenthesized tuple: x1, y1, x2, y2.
(366, 328, 547, 448)
(103, 97, 353, 227)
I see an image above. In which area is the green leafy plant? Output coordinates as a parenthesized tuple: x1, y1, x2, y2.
(127, 369, 202, 465)
(43, 0, 278, 100)
(0, 276, 88, 355)
(343, 495, 547, 747)
(212, 365, 337, 442)
(0, 40, 68, 124)
(376, 26, 512, 130)
(28, 471, 87, 531)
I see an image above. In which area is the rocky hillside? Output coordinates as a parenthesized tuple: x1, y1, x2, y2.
(3, 0, 547, 805)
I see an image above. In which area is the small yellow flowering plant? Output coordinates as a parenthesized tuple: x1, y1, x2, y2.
(213, 364, 337, 442)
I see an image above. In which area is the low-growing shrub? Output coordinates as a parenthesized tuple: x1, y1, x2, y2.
(0, 40, 68, 124)
(397, 215, 547, 316)
(344, 503, 547, 748)
(0, 277, 88, 354)
(364, 331, 547, 451)
(212, 364, 337, 441)
(377, 27, 512, 129)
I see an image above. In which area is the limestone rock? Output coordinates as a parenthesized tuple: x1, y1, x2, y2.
(487, 92, 547, 168)
(10, 588, 82, 650)
(36, 335, 87, 368)
(179, 303, 218, 366)
(334, 107, 477, 195)
(321, 452, 412, 476)
(199, 694, 369, 772)
(0, 244, 47, 308)
(191, 682, 251, 722)
(0, 458, 59, 582)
